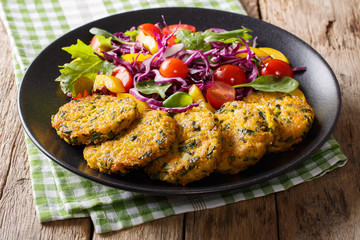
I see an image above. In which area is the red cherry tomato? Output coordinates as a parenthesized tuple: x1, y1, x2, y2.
(112, 66, 133, 92)
(206, 81, 235, 109)
(159, 58, 189, 79)
(162, 24, 196, 35)
(138, 23, 162, 39)
(214, 64, 246, 86)
(162, 24, 196, 46)
(260, 59, 294, 78)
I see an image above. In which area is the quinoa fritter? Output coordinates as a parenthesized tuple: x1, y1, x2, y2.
(215, 101, 278, 175)
(51, 94, 138, 145)
(145, 107, 221, 186)
(83, 110, 177, 175)
(243, 91, 314, 153)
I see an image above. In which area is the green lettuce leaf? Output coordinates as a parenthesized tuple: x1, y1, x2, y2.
(55, 39, 115, 95)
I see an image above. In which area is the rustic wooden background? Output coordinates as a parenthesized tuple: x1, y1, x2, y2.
(1, 0, 359, 239)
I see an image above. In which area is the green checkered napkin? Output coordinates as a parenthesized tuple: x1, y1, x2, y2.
(0, 0, 347, 233)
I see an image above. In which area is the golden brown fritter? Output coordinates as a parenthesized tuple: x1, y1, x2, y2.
(215, 101, 278, 174)
(83, 110, 177, 175)
(145, 107, 221, 186)
(243, 91, 314, 153)
(51, 94, 138, 145)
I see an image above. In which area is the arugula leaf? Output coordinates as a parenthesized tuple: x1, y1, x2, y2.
(162, 92, 193, 108)
(89, 27, 120, 41)
(89, 27, 134, 45)
(61, 39, 96, 59)
(135, 80, 172, 99)
(175, 27, 252, 51)
(55, 39, 115, 95)
(175, 30, 211, 52)
(124, 29, 138, 42)
(233, 75, 299, 93)
(203, 27, 253, 43)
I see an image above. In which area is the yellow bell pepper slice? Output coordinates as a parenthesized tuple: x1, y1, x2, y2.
(116, 93, 150, 113)
(93, 75, 125, 94)
(289, 88, 306, 102)
(73, 76, 93, 96)
(136, 30, 158, 54)
(122, 53, 153, 64)
(237, 46, 271, 63)
(258, 47, 290, 64)
(188, 85, 216, 112)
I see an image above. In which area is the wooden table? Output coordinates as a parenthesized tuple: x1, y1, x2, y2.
(1, 0, 358, 239)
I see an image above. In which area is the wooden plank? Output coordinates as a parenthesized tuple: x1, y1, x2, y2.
(93, 215, 184, 240)
(0, 173, 92, 240)
(240, 0, 260, 18)
(259, 0, 360, 239)
(184, 196, 278, 240)
(0, 19, 92, 240)
(0, 15, 18, 200)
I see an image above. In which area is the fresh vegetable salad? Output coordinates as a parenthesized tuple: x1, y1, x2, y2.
(55, 17, 303, 112)
(52, 17, 314, 185)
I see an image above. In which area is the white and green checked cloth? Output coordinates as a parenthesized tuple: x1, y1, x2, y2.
(1, 0, 347, 233)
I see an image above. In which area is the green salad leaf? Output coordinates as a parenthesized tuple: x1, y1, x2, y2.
(175, 26, 252, 51)
(61, 39, 95, 59)
(203, 27, 253, 43)
(162, 92, 193, 108)
(95, 35, 113, 50)
(233, 75, 299, 93)
(135, 80, 172, 99)
(175, 30, 211, 52)
(55, 39, 115, 95)
(124, 29, 138, 42)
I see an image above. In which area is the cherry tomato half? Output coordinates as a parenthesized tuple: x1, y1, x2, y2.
(206, 81, 235, 109)
(260, 59, 294, 78)
(162, 24, 196, 46)
(90, 35, 112, 52)
(162, 24, 196, 35)
(138, 23, 162, 39)
(112, 66, 133, 92)
(214, 64, 246, 86)
(159, 58, 189, 79)
(90, 36, 101, 51)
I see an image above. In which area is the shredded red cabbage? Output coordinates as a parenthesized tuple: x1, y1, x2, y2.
(94, 21, 303, 113)
(293, 67, 307, 71)
(129, 88, 163, 106)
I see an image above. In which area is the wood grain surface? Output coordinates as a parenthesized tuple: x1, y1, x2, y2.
(0, 0, 359, 239)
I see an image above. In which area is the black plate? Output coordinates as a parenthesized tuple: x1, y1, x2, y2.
(18, 7, 341, 195)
